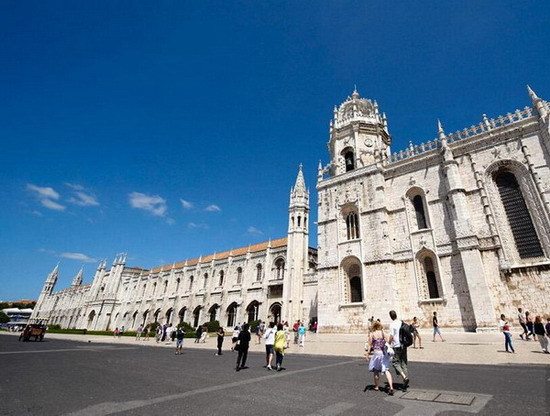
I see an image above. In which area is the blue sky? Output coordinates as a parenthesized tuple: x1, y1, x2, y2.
(1, 1, 549, 300)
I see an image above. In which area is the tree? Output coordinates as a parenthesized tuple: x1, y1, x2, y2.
(0, 311, 9, 324)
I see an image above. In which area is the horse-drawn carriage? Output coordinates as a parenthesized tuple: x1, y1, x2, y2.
(18, 324, 46, 342)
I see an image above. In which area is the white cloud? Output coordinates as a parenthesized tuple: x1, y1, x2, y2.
(40, 198, 66, 211)
(31, 210, 43, 217)
(26, 184, 60, 200)
(180, 199, 193, 209)
(247, 226, 263, 235)
(39, 248, 97, 263)
(187, 222, 209, 229)
(59, 252, 97, 263)
(205, 204, 221, 212)
(68, 191, 100, 207)
(129, 192, 167, 217)
(64, 182, 85, 191)
(27, 183, 66, 211)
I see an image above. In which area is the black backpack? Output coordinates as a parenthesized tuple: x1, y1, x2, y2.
(399, 321, 414, 348)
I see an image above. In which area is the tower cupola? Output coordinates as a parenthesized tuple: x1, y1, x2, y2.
(328, 89, 391, 176)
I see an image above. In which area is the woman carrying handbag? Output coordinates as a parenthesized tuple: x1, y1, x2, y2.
(366, 321, 394, 395)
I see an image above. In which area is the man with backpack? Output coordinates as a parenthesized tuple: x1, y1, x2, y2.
(388, 310, 411, 392)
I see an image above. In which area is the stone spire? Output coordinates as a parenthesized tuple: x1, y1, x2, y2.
(71, 266, 84, 287)
(437, 119, 446, 141)
(42, 263, 59, 294)
(292, 164, 307, 197)
(527, 85, 548, 118)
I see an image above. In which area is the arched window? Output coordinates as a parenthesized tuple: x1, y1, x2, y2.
(203, 273, 208, 289)
(226, 303, 237, 327)
(341, 257, 363, 303)
(189, 275, 194, 292)
(142, 284, 146, 296)
(349, 276, 362, 303)
(417, 251, 443, 300)
(175, 277, 180, 293)
(345, 150, 355, 172)
(495, 171, 543, 258)
(298, 216, 301, 227)
(152, 282, 157, 296)
(208, 304, 219, 322)
(269, 303, 282, 323)
(413, 195, 428, 229)
(246, 301, 259, 322)
(163, 280, 168, 294)
(165, 308, 173, 324)
(218, 270, 224, 287)
(178, 307, 186, 325)
(236, 267, 243, 284)
(424, 258, 440, 299)
(256, 264, 263, 282)
(346, 211, 360, 240)
(192, 306, 202, 328)
(275, 258, 285, 279)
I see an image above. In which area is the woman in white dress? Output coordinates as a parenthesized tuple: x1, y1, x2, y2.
(366, 320, 394, 395)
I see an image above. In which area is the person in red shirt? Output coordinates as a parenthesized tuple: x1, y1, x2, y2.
(292, 320, 300, 344)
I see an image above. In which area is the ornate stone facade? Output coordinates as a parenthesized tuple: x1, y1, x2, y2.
(32, 87, 550, 332)
(31, 168, 318, 331)
(317, 87, 550, 332)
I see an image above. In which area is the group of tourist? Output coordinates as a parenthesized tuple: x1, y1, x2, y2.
(500, 308, 550, 354)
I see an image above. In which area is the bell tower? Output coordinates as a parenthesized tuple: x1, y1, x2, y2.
(328, 88, 391, 175)
(283, 164, 309, 323)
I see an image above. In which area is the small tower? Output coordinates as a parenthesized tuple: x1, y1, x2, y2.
(31, 263, 59, 323)
(71, 266, 84, 287)
(328, 88, 391, 175)
(283, 165, 310, 323)
(42, 263, 59, 294)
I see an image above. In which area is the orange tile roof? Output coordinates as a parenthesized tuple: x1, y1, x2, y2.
(148, 238, 287, 274)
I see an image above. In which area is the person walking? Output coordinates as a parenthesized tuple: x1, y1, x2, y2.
(411, 317, 422, 349)
(389, 310, 410, 391)
(274, 323, 286, 371)
(525, 312, 536, 341)
(283, 321, 291, 348)
(534, 315, 548, 353)
(195, 325, 202, 343)
(517, 307, 529, 340)
(293, 320, 300, 344)
(231, 325, 240, 351)
(175, 326, 185, 355)
(366, 320, 394, 395)
(165, 323, 174, 345)
(156, 326, 163, 343)
(256, 321, 265, 344)
(432, 311, 445, 342)
(216, 327, 225, 355)
(119, 326, 125, 338)
(263, 322, 276, 370)
(113, 327, 120, 338)
(136, 325, 143, 341)
(298, 321, 306, 347)
(200, 326, 208, 343)
(235, 323, 251, 371)
(499, 314, 515, 353)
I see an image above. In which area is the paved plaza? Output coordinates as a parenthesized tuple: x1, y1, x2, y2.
(1, 331, 548, 416)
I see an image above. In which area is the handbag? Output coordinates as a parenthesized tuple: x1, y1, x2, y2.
(383, 344, 395, 357)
